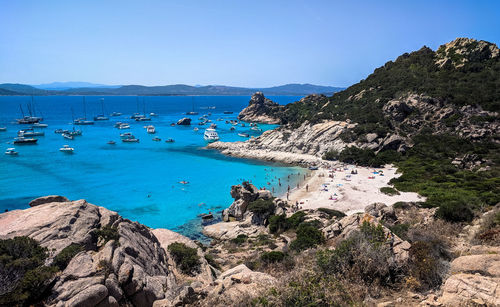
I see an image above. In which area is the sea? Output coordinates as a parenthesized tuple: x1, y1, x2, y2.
(0, 95, 307, 240)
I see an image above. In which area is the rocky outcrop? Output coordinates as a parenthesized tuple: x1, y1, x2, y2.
(435, 38, 499, 68)
(0, 199, 178, 307)
(176, 118, 191, 125)
(238, 92, 284, 124)
(29, 195, 69, 207)
(322, 213, 411, 265)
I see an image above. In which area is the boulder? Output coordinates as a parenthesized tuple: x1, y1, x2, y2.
(440, 274, 500, 306)
(365, 203, 397, 222)
(29, 195, 69, 207)
(237, 92, 284, 124)
(366, 133, 378, 143)
(223, 183, 260, 221)
(176, 118, 191, 125)
(65, 284, 108, 307)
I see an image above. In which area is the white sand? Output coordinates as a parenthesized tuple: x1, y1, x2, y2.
(287, 164, 423, 214)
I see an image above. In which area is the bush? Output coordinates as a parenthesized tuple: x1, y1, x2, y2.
(53, 243, 84, 270)
(260, 251, 286, 264)
(247, 199, 275, 215)
(380, 187, 400, 196)
(95, 225, 120, 243)
(323, 150, 339, 161)
(167, 242, 201, 276)
(317, 208, 346, 219)
(389, 223, 410, 240)
(407, 241, 443, 290)
(286, 211, 307, 229)
(269, 214, 288, 234)
(290, 223, 325, 252)
(435, 200, 474, 222)
(231, 234, 248, 245)
(0, 237, 57, 306)
(204, 253, 221, 270)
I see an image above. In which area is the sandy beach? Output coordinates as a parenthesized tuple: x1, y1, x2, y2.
(287, 164, 423, 214)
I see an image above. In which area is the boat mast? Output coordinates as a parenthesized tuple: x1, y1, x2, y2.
(19, 104, 25, 117)
(101, 98, 105, 115)
(143, 97, 146, 115)
(83, 96, 87, 119)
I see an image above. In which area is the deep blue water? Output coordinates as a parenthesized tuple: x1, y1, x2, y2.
(0, 96, 307, 239)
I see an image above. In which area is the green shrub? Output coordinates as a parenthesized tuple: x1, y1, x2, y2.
(247, 199, 275, 215)
(380, 187, 400, 196)
(0, 237, 57, 306)
(260, 251, 286, 264)
(435, 200, 474, 222)
(407, 241, 443, 290)
(231, 234, 248, 245)
(204, 253, 221, 270)
(95, 225, 120, 243)
(167, 242, 201, 276)
(317, 208, 346, 219)
(269, 214, 288, 234)
(286, 211, 307, 229)
(323, 150, 339, 161)
(389, 223, 410, 240)
(290, 223, 325, 252)
(53, 243, 84, 270)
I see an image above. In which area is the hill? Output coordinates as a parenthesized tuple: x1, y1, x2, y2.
(0, 83, 343, 96)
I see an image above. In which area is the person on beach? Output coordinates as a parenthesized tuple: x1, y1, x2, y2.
(287, 192, 289, 200)
(306, 184, 309, 192)
(287, 185, 290, 192)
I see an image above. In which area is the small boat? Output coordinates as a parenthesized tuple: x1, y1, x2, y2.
(74, 118, 94, 125)
(238, 133, 249, 138)
(114, 122, 123, 128)
(193, 127, 199, 132)
(230, 126, 235, 131)
(308, 166, 319, 171)
(152, 137, 161, 142)
(223, 111, 233, 114)
(60, 145, 74, 153)
(54, 129, 64, 134)
(120, 133, 133, 139)
(209, 123, 217, 129)
(17, 116, 43, 124)
(0, 127, 6, 131)
(69, 129, 82, 136)
(146, 125, 156, 134)
(186, 111, 199, 115)
(217, 118, 223, 121)
(165, 138, 175, 143)
(251, 126, 262, 131)
(118, 123, 130, 129)
(32, 123, 48, 128)
(150, 112, 158, 117)
(170, 123, 176, 127)
(18, 129, 44, 137)
(107, 140, 116, 145)
(135, 116, 151, 122)
(240, 123, 245, 127)
(122, 138, 139, 143)
(110, 112, 122, 116)
(62, 133, 74, 140)
(94, 99, 109, 120)
(204, 128, 220, 142)
(201, 213, 213, 220)
(179, 180, 189, 184)
(14, 137, 37, 144)
(130, 113, 142, 119)
(5, 148, 18, 155)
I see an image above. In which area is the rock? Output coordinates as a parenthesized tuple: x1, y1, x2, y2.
(0, 199, 174, 307)
(95, 296, 119, 307)
(380, 134, 405, 151)
(450, 254, 500, 277)
(238, 92, 284, 124)
(439, 273, 500, 306)
(65, 284, 108, 307)
(29, 195, 69, 207)
(176, 117, 191, 125)
(223, 183, 260, 221)
(366, 133, 378, 143)
(365, 203, 397, 222)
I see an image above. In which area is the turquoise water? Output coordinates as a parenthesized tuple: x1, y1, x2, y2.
(0, 96, 306, 239)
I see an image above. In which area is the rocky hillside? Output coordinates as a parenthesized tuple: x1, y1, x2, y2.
(211, 38, 499, 163)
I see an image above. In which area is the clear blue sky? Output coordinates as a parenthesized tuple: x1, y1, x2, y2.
(1, 0, 499, 87)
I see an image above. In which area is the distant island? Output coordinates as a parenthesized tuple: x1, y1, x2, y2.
(0, 83, 344, 96)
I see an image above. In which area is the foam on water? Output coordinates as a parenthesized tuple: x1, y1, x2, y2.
(0, 96, 307, 239)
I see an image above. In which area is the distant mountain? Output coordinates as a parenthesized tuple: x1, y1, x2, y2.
(0, 83, 344, 96)
(33, 82, 121, 90)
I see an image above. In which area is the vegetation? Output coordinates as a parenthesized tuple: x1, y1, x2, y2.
(167, 242, 201, 276)
(318, 208, 347, 219)
(380, 186, 400, 196)
(290, 222, 325, 252)
(247, 199, 275, 215)
(268, 211, 308, 235)
(260, 251, 286, 264)
(95, 225, 120, 243)
(231, 234, 248, 245)
(204, 253, 221, 270)
(53, 243, 84, 270)
(0, 237, 58, 306)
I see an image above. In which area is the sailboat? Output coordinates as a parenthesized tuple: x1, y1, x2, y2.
(74, 97, 94, 125)
(94, 98, 109, 121)
(186, 97, 199, 115)
(135, 98, 151, 121)
(16, 96, 43, 124)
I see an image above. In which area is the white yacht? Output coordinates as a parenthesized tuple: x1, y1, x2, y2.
(118, 123, 130, 129)
(146, 125, 156, 134)
(203, 128, 220, 142)
(5, 148, 18, 155)
(59, 145, 74, 153)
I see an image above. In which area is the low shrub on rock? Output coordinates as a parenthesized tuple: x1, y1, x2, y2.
(95, 225, 120, 243)
(380, 187, 400, 196)
(290, 223, 325, 252)
(260, 251, 286, 264)
(53, 243, 84, 270)
(231, 234, 248, 245)
(167, 242, 201, 276)
(247, 199, 275, 215)
(317, 208, 346, 219)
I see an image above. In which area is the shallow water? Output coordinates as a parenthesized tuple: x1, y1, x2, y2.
(0, 95, 307, 239)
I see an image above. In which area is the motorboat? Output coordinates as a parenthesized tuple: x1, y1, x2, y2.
(62, 133, 74, 140)
(135, 115, 151, 122)
(209, 123, 217, 129)
(152, 137, 161, 142)
(146, 125, 156, 134)
(74, 118, 94, 125)
(5, 148, 18, 155)
(60, 145, 74, 153)
(130, 113, 142, 119)
(203, 128, 220, 142)
(14, 137, 37, 144)
(170, 123, 176, 127)
(122, 138, 139, 143)
(32, 123, 48, 128)
(118, 123, 130, 129)
(193, 127, 199, 132)
(150, 112, 158, 117)
(114, 122, 123, 128)
(238, 133, 249, 138)
(165, 138, 175, 143)
(107, 140, 116, 145)
(18, 129, 44, 137)
(0, 127, 6, 131)
(110, 112, 122, 116)
(251, 126, 262, 131)
(69, 129, 82, 136)
(120, 132, 133, 139)
(230, 126, 235, 131)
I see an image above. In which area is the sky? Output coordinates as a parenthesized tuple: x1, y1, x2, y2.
(1, 0, 499, 88)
